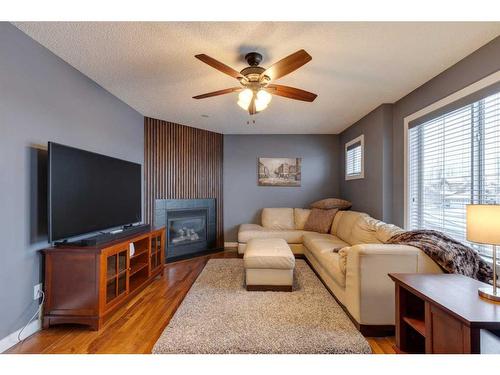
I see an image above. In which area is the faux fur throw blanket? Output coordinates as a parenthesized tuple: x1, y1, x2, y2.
(386, 230, 493, 283)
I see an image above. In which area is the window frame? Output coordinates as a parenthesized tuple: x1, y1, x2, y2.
(345, 135, 365, 181)
(403, 72, 500, 258)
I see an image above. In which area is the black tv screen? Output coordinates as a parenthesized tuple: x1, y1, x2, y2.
(48, 142, 142, 242)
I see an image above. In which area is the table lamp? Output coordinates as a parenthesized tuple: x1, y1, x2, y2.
(466, 204, 500, 302)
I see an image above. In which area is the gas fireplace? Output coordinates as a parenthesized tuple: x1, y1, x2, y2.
(155, 199, 217, 261)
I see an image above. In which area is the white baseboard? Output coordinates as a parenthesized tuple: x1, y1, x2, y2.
(224, 242, 238, 249)
(0, 317, 41, 353)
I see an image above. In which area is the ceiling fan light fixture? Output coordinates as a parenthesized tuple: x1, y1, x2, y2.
(255, 89, 272, 112)
(237, 88, 253, 110)
(193, 50, 316, 116)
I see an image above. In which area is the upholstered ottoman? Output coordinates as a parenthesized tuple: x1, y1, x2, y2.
(243, 238, 295, 292)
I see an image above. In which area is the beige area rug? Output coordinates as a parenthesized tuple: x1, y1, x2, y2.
(153, 259, 371, 354)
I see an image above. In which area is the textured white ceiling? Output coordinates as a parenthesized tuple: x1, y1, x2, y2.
(13, 22, 500, 134)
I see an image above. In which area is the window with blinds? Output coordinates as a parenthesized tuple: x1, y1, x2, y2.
(408, 90, 500, 256)
(345, 135, 364, 180)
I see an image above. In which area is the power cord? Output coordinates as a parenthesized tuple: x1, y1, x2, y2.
(17, 290, 45, 342)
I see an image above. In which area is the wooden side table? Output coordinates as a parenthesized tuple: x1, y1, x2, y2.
(389, 273, 500, 354)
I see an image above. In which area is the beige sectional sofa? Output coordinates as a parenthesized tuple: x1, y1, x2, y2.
(238, 208, 443, 335)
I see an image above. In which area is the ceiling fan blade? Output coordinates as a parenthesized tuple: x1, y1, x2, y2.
(260, 49, 312, 81)
(266, 84, 317, 102)
(195, 54, 243, 80)
(193, 87, 242, 99)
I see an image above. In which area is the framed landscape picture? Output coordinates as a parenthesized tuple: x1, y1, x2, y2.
(258, 157, 302, 187)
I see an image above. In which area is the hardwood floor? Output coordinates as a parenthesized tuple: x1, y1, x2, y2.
(367, 337, 397, 354)
(7, 250, 396, 354)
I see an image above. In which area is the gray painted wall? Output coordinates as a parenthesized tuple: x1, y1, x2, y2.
(0, 23, 143, 341)
(337, 36, 500, 228)
(223, 134, 340, 241)
(338, 104, 393, 221)
(391, 36, 500, 227)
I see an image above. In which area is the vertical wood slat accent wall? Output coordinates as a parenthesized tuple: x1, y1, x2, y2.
(144, 117, 224, 247)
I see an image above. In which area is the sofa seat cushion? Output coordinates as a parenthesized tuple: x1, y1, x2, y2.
(315, 251, 346, 288)
(238, 224, 311, 244)
(338, 247, 350, 275)
(244, 238, 295, 270)
(303, 233, 350, 255)
(303, 233, 349, 287)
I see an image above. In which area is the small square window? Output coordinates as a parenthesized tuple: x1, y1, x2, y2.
(345, 135, 364, 180)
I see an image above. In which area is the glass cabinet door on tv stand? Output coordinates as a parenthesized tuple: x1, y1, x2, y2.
(104, 245, 129, 309)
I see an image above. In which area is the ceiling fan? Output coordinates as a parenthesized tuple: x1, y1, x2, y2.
(193, 50, 317, 115)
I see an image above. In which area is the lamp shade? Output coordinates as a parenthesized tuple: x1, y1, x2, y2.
(237, 89, 253, 110)
(255, 90, 272, 112)
(466, 204, 500, 245)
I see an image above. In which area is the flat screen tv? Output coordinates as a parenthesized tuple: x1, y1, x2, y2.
(48, 142, 142, 242)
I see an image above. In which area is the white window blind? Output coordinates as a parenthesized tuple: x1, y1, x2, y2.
(346, 135, 364, 180)
(408, 90, 500, 255)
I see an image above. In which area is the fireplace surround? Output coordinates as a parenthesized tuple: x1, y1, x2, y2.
(155, 199, 217, 261)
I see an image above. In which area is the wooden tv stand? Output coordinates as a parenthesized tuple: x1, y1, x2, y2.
(42, 227, 165, 330)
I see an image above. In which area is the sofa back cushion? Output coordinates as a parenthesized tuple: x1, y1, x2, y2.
(304, 208, 338, 234)
(294, 208, 311, 230)
(331, 211, 373, 244)
(375, 222, 405, 243)
(261, 208, 295, 230)
(331, 210, 366, 235)
(332, 210, 406, 245)
(350, 216, 383, 244)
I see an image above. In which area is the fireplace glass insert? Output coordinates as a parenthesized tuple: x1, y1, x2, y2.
(168, 215, 206, 246)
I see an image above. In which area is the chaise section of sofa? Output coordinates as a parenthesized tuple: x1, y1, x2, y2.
(238, 224, 311, 254)
(237, 207, 443, 335)
(237, 208, 316, 254)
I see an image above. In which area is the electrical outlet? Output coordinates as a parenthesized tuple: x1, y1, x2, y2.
(34, 283, 43, 300)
